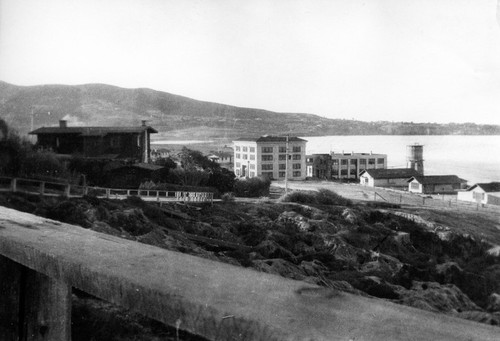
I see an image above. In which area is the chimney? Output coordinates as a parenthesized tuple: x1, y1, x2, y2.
(141, 120, 147, 127)
(59, 120, 67, 128)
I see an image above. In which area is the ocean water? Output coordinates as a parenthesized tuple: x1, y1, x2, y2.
(303, 135, 500, 184)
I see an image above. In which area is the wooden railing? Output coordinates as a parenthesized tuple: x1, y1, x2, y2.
(0, 176, 214, 203)
(0, 206, 498, 340)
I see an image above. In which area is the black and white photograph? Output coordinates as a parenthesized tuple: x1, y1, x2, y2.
(1, 0, 500, 340)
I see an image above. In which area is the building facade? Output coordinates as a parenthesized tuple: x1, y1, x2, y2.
(233, 136, 307, 180)
(306, 152, 387, 180)
(30, 120, 157, 163)
(457, 182, 500, 205)
(407, 175, 468, 194)
(359, 168, 421, 188)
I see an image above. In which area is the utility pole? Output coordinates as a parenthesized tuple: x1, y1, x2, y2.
(285, 135, 289, 194)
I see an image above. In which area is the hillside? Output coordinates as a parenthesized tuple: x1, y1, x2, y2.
(1, 80, 499, 139)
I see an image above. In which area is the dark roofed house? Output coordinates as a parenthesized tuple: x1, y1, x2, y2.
(30, 120, 157, 163)
(408, 175, 468, 194)
(359, 168, 421, 188)
(457, 182, 500, 206)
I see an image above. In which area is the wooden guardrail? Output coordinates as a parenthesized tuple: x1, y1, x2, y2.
(0, 176, 214, 203)
(0, 206, 498, 341)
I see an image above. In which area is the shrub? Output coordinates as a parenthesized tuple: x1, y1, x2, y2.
(221, 192, 235, 202)
(316, 188, 352, 206)
(278, 191, 317, 204)
(233, 176, 271, 197)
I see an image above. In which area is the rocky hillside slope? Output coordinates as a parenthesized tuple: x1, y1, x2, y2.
(0, 191, 499, 339)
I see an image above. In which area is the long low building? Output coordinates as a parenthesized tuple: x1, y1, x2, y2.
(407, 175, 468, 194)
(359, 168, 421, 188)
(457, 182, 500, 206)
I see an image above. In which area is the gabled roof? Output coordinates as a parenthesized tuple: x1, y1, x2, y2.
(30, 126, 158, 136)
(467, 182, 500, 192)
(359, 168, 421, 179)
(234, 136, 307, 143)
(408, 175, 467, 184)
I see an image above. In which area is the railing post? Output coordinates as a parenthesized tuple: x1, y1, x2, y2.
(39, 182, 45, 195)
(83, 186, 89, 196)
(10, 178, 17, 192)
(106, 189, 110, 199)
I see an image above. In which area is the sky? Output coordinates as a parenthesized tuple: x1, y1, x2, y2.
(1, 0, 500, 125)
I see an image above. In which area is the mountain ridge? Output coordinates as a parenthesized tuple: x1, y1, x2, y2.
(1, 80, 499, 139)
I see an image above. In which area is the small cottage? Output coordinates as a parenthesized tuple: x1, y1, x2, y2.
(407, 175, 468, 194)
(457, 182, 500, 206)
(359, 168, 421, 189)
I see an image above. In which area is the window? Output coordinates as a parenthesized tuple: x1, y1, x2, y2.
(306, 157, 313, 163)
(293, 154, 301, 160)
(359, 159, 366, 165)
(279, 146, 287, 153)
(350, 169, 357, 175)
(411, 182, 419, 190)
(235, 146, 240, 151)
(332, 159, 339, 165)
(262, 172, 273, 179)
(249, 147, 255, 153)
(293, 171, 301, 177)
(279, 154, 286, 161)
(279, 171, 286, 178)
(235, 169, 240, 176)
(236, 153, 241, 159)
(473, 192, 485, 200)
(242, 146, 248, 152)
(243, 154, 248, 160)
(350, 159, 357, 165)
(292, 163, 301, 169)
(368, 158, 375, 165)
(236, 162, 241, 167)
(279, 163, 286, 170)
(341, 159, 348, 165)
(377, 158, 385, 164)
(249, 164, 255, 170)
(262, 155, 273, 161)
(340, 169, 348, 175)
(250, 154, 255, 160)
(292, 146, 301, 152)
(262, 147, 273, 153)
(249, 171, 255, 177)
(262, 164, 273, 170)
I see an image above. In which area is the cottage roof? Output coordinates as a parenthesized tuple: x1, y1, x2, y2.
(360, 168, 420, 179)
(467, 182, 500, 192)
(234, 136, 307, 143)
(29, 125, 158, 135)
(408, 175, 467, 184)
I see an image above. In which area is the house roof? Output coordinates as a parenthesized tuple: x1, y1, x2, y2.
(360, 168, 421, 179)
(234, 136, 307, 143)
(29, 125, 158, 136)
(408, 175, 467, 184)
(467, 182, 500, 192)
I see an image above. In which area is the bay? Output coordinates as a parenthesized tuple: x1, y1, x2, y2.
(303, 135, 500, 184)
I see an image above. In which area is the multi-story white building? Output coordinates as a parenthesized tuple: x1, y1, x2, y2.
(233, 136, 307, 180)
(330, 152, 387, 179)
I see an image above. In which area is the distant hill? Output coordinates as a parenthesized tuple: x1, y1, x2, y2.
(1, 80, 499, 140)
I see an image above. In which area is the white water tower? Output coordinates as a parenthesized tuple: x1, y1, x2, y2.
(407, 143, 424, 174)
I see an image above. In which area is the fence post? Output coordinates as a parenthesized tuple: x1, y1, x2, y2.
(10, 178, 17, 192)
(83, 187, 89, 196)
(422, 197, 425, 205)
(39, 182, 45, 195)
(64, 184, 71, 198)
(106, 189, 110, 199)
(374, 192, 376, 201)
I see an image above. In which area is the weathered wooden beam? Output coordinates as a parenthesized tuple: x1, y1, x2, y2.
(0, 206, 498, 341)
(0, 255, 71, 341)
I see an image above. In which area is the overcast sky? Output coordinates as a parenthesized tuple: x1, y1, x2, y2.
(1, 0, 500, 124)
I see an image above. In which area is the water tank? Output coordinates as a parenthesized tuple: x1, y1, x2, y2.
(407, 144, 424, 174)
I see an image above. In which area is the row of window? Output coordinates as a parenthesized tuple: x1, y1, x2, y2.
(261, 171, 302, 178)
(235, 153, 256, 160)
(235, 146, 256, 152)
(331, 158, 385, 165)
(235, 146, 303, 153)
(260, 163, 302, 170)
(235, 154, 302, 161)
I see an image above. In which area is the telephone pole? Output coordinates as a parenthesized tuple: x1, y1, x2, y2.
(285, 135, 289, 194)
